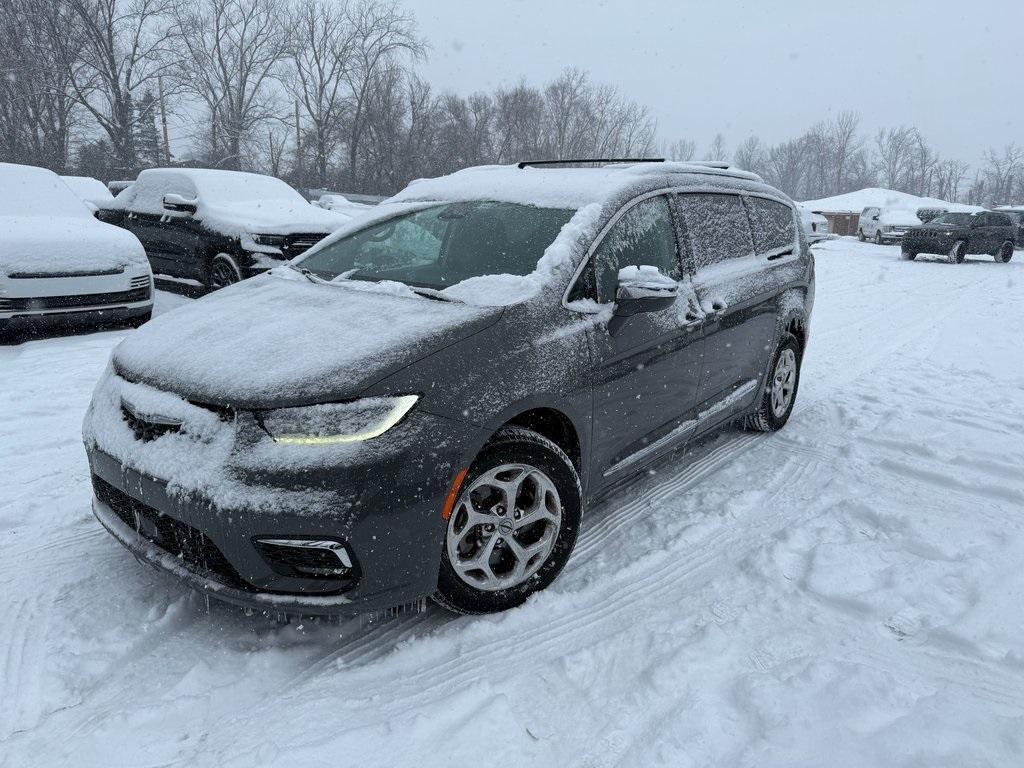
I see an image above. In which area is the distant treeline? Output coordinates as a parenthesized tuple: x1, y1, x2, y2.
(1, 0, 1020, 204)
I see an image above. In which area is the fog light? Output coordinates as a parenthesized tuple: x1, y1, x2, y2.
(254, 537, 355, 579)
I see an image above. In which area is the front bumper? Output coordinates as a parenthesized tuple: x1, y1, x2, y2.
(0, 270, 153, 324)
(85, 407, 476, 616)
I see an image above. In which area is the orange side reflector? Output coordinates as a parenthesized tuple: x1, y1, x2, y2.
(441, 468, 469, 521)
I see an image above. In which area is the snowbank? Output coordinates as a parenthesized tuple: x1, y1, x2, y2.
(0, 163, 147, 277)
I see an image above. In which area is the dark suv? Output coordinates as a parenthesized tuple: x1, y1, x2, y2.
(98, 168, 348, 289)
(83, 160, 814, 617)
(901, 210, 1016, 263)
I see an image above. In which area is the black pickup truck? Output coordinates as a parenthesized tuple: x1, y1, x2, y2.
(901, 211, 1016, 264)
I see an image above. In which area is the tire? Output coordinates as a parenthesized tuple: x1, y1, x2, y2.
(744, 333, 802, 433)
(874, 231, 883, 245)
(996, 240, 1014, 263)
(900, 247, 917, 261)
(433, 427, 582, 615)
(858, 229, 866, 242)
(207, 253, 243, 290)
(948, 240, 966, 264)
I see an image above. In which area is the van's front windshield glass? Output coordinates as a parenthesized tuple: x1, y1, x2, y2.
(296, 201, 576, 290)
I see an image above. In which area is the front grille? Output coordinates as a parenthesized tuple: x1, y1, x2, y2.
(129, 275, 151, 290)
(92, 474, 253, 592)
(281, 233, 327, 258)
(121, 404, 182, 441)
(0, 286, 150, 312)
(8, 267, 125, 278)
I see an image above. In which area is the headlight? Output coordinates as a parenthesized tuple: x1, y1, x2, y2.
(257, 396, 418, 445)
(251, 234, 287, 247)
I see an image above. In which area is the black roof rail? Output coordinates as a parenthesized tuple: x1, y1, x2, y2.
(517, 158, 665, 169)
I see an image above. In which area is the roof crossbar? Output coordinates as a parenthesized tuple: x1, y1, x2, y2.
(517, 158, 665, 169)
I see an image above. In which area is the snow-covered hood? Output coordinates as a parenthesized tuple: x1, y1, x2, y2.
(0, 215, 147, 277)
(200, 201, 349, 236)
(111, 273, 502, 408)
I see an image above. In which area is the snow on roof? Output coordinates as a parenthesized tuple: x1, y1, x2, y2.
(387, 162, 767, 209)
(800, 187, 982, 214)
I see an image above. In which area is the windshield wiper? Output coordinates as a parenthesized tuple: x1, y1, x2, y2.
(409, 286, 455, 302)
(288, 263, 323, 284)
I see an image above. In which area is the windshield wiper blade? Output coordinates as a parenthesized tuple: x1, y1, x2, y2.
(288, 263, 323, 284)
(409, 286, 455, 302)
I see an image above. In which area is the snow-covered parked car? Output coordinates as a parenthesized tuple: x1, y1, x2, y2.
(61, 175, 115, 211)
(798, 206, 831, 243)
(1, 163, 153, 334)
(313, 193, 374, 221)
(83, 160, 814, 618)
(98, 168, 351, 290)
(857, 206, 918, 244)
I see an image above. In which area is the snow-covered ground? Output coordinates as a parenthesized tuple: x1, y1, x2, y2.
(2, 240, 1023, 767)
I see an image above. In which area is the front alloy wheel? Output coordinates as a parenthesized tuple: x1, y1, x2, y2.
(434, 427, 581, 614)
(948, 240, 967, 264)
(874, 231, 883, 245)
(996, 240, 1014, 263)
(745, 333, 802, 433)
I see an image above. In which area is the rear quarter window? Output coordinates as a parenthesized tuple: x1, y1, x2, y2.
(746, 197, 796, 255)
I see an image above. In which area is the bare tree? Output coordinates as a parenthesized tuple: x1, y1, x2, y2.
(763, 138, 806, 198)
(980, 144, 1024, 205)
(174, 0, 289, 170)
(341, 0, 423, 188)
(874, 126, 917, 190)
(288, 0, 358, 186)
(0, 0, 79, 171)
(932, 158, 969, 202)
(706, 133, 727, 161)
(662, 138, 696, 161)
(49, 0, 180, 173)
(733, 136, 766, 175)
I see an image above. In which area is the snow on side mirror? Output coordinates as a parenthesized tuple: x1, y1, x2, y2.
(162, 193, 198, 215)
(614, 265, 678, 317)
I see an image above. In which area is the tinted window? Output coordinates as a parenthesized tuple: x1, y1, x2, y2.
(571, 196, 679, 304)
(746, 197, 796, 254)
(677, 193, 755, 269)
(989, 213, 1012, 226)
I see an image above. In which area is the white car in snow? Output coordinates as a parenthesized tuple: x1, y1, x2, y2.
(61, 175, 116, 212)
(799, 207, 831, 243)
(0, 163, 153, 334)
(857, 206, 918, 244)
(313, 193, 374, 221)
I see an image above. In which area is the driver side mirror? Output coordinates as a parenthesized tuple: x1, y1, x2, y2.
(162, 193, 198, 215)
(609, 265, 678, 335)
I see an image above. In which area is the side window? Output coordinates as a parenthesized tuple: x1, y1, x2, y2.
(677, 193, 754, 270)
(746, 197, 796, 255)
(990, 213, 1011, 227)
(570, 196, 679, 304)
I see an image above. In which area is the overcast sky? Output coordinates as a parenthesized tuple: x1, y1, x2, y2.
(402, 0, 1020, 166)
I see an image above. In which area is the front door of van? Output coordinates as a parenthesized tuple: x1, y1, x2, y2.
(573, 195, 706, 485)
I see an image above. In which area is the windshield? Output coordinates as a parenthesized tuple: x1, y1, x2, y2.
(932, 212, 973, 225)
(297, 201, 576, 290)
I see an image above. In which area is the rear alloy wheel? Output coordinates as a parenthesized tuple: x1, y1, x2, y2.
(745, 333, 802, 433)
(948, 240, 967, 264)
(900, 247, 917, 261)
(434, 427, 581, 615)
(874, 231, 883, 245)
(207, 253, 243, 290)
(996, 240, 1014, 263)
(858, 229, 866, 242)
